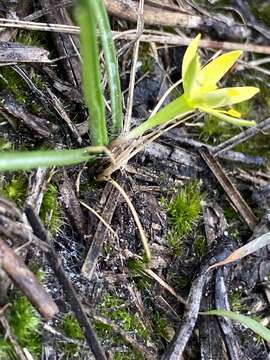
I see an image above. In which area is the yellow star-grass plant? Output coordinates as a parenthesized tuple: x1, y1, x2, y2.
(0, 28, 260, 172)
(123, 34, 259, 141)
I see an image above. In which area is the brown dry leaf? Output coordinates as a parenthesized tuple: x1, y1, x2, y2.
(207, 231, 270, 271)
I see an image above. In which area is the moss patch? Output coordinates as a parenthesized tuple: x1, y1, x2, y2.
(40, 184, 62, 233)
(94, 293, 150, 359)
(0, 66, 29, 104)
(229, 289, 246, 313)
(61, 314, 84, 341)
(168, 270, 190, 291)
(199, 113, 240, 145)
(1, 176, 27, 205)
(166, 181, 202, 251)
(98, 293, 149, 340)
(0, 295, 42, 359)
(113, 348, 144, 360)
(0, 65, 45, 120)
(0, 338, 14, 359)
(192, 235, 207, 258)
(16, 30, 46, 48)
(0, 138, 11, 150)
(139, 43, 155, 74)
(60, 313, 85, 356)
(153, 313, 173, 342)
(127, 257, 152, 290)
(250, 3, 270, 27)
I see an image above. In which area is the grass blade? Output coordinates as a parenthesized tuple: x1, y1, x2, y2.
(0, 148, 95, 171)
(203, 310, 270, 342)
(77, 1, 108, 146)
(91, 0, 123, 136)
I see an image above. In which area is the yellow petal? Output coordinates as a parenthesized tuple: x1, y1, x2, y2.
(199, 106, 256, 127)
(211, 108, 242, 117)
(227, 108, 241, 118)
(182, 34, 201, 80)
(198, 50, 242, 91)
(196, 86, 259, 108)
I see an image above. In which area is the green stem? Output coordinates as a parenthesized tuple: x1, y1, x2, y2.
(0, 148, 95, 171)
(91, 0, 123, 136)
(123, 95, 193, 140)
(77, 1, 108, 146)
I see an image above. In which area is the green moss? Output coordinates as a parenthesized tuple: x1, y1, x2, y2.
(79, 177, 103, 199)
(0, 268, 44, 359)
(224, 207, 239, 221)
(0, 61, 44, 117)
(16, 31, 45, 48)
(97, 293, 150, 340)
(40, 184, 62, 233)
(29, 265, 45, 283)
(234, 132, 270, 160)
(94, 321, 112, 338)
(60, 313, 85, 357)
(153, 313, 172, 342)
(192, 235, 207, 258)
(0, 138, 11, 150)
(0, 67, 28, 104)
(127, 257, 146, 276)
(127, 258, 152, 289)
(200, 114, 240, 145)
(139, 43, 155, 74)
(229, 290, 245, 313)
(61, 314, 84, 341)
(93, 293, 150, 359)
(113, 349, 143, 360)
(169, 271, 191, 290)
(250, 3, 270, 27)
(96, 293, 150, 345)
(27, 98, 44, 116)
(1, 176, 27, 205)
(7, 296, 41, 358)
(0, 338, 14, 359)
(31, 72, 45, 90)
(166, 181, 202, 251)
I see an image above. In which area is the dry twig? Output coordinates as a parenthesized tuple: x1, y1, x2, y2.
(0, 19, 269, 54)
(0, 237, 58, 320)
(213, 116, 270, 155)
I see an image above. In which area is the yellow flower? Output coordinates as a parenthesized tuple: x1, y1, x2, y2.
(182, 34, 259, 126)
(124, 34, 260, 141)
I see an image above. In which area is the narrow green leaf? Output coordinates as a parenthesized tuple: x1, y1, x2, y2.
(90, 0, 123, 136)
(0, 148, 95, 171)
(124, 95, 193, 140)
(77, 1, 108, 146)
(203, 310, 270, 342)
